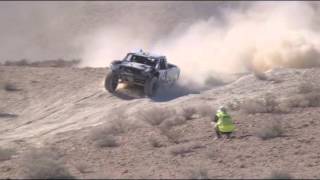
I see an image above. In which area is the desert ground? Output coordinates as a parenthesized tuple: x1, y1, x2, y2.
(1, 64, 320, 179)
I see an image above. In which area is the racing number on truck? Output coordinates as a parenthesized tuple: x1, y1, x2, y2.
(159, 70, 167, 81)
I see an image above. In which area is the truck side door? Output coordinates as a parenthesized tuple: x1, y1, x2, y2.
(158, 58, 167, 81)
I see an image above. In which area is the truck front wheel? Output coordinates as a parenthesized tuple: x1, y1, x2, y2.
(105, 71, 119, 93)
(144, 77, 159, 97)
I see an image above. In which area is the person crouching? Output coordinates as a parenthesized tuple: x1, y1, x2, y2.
(212, 106, 235, 140)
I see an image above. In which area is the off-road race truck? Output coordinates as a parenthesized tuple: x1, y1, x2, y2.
(104, 50, 180, 97)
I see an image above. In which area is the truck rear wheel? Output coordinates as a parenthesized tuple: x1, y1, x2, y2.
(104, 71, 119, 93)
(144, 77, 159, 97)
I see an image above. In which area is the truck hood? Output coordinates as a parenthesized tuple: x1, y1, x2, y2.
(120, 61, 152, 70)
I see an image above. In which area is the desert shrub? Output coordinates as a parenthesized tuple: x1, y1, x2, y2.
(89, 114, 133, 148)
(304, 92, 320, 107)
(21, 148, 74, 179)
(107, 118, 130, 135)
(169, 143, 203, 156)
(196, 104, 215, 118)
(0, 147, 16, 161)
(90, 127, 119, 148)
(269, 170, 293, 179)
(149, 137, 163, 148)
(206, 147, 217, 160)
(160, 129, 182, 144)
(284, 92, 320, 108)
(0, 113, 18, 118)
(170, 144, 194, 156)
(75, 162, 90, 174)
(256, 121, 284, 140)
(204, 75, 225, 87)
(159, 116, 186, 130)
(288, 82, 320, 107)
(241, 93, 288, 114)
(253, 70, 268, 81)
(282, 95, 309, 108)
(241, 98, 267, 114)
(4, 59, 80, 68)
(138, 107, 176, 126)
(188, 167, 209, 179)
(4, 83, 20, 92)
(226, 99, 241, 111)
(5, 59, 28, 66)
(298, 82, 314, 94)
(158, 115, 186, 144)
(181, 106, 197, 120)
(95, 135, 118, 148)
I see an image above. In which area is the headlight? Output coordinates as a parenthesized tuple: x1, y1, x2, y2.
(111, 64, 118, 70)
(145, 67, 152, 72)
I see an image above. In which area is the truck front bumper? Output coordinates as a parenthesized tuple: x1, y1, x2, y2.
(118, 72, 148, 86)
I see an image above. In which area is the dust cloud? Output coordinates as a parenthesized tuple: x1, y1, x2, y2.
(1, 2, 320, 87)
(79, 1, 320, 86)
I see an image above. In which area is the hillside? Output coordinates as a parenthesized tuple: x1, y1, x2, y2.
(0, 65, 320, 179)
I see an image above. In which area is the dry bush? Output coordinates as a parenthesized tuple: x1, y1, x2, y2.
(90, 127, 119, 148)
(304, 92, 320, 107)
(75, 162, 90, 174)
(159, 116, 186, 130)
(138, 107, 176, 126)
(95, 135, 118, 148)
(241, 98, 267, 114)
(256, 121, 284, 140)
(285, 82, 320, 107)
(169, 143, 203, 156)
(206, 147, 217, 160)
(204, 75, 225, 87)
(241, 93, 288, 114)
(5, 59, 28, 66)
(89, 114, 133, 148)
(0, 113, 18, 118)
(298, 82, 314, 94)
(158, 116, 186, 144)
(21, 148, 74, 179)
(181, 106, 197, 120)
(269, 170, 293, 179)
(188, 167, 209, 179)
(160, 129, 182, 144)
(149, 137, 163, 148)
(226, 99, 241, 111)
(284, 92, 320, 108)
(253, 70, 268, 81)
(196, 104, 215, 118)
(0, 147, 16, 161)
(169, 144, 194, 156)
(4, 59, 80, 68)
(4, 83, 20, 92)
(282, 95, 309, 108)
(107, 119, 129, 135)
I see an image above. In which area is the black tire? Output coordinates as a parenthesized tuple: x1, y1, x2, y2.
(104, 71, 119, 93)
(144, 77, 159, 97)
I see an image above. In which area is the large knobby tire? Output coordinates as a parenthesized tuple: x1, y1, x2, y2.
(104, 71, 119, 93)
(144, 77, 159, 97)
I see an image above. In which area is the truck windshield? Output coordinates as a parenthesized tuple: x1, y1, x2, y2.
(124, 54, 157, 67)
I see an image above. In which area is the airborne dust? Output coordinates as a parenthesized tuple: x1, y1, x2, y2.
(79, 1, 320, 86)
(1, 2, 320, 87)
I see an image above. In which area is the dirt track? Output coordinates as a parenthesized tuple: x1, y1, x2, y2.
(1, 65, 320, 179)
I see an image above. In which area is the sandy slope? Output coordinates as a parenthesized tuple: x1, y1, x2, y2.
(1, 65, 320, 179)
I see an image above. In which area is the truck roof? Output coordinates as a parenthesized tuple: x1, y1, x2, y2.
(129, 49, 165, 59)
